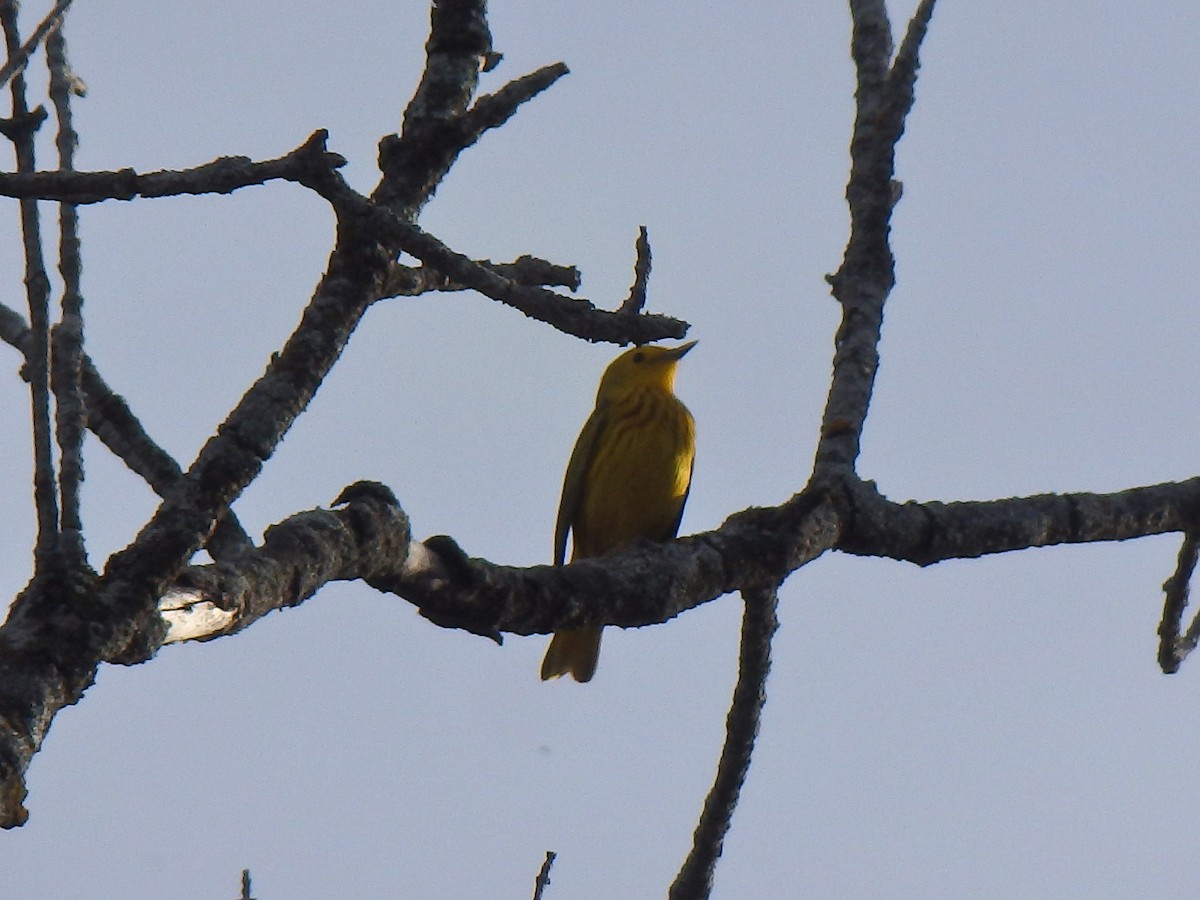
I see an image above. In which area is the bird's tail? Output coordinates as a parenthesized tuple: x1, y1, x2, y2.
(540, 627, 603, 683)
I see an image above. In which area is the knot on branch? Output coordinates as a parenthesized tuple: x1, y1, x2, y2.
(391, 534, 508, 644)
(0, 104, 46, 141)
(330, 481, 413, 579)
(289, 129, 348, 193)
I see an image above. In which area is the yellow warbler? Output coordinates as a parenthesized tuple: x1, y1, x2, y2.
(540, 341, 697, 682)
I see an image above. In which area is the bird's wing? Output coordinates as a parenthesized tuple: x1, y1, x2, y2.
(554, 406, 607, 566)
(666, 452, 695, 540)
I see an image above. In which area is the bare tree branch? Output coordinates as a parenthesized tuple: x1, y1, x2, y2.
(532, 850, 557, 900)
(5, 7, 1187, 895)
(671, 587, 778, 900)
(95, 238, 391, 648)
(120, 475, 1200, 656)
(1, 155, 677, 347)
(2, 0, 56, 564)
(837, 478, 1200, 565)
(0, 298, 253, 556)
(149, 483, 414, 652)
(618, 226, 651, 317)
(47, 22, 85, 563)
(815, 0, 935, 479)
(3, 152, 685, 343)
(1159, 532, 1200, 673)
(375, 0, 508, 215)
(380, 254, 580, 299)
(461, 62, 569, 147)
(890, 0, 936, 100)
(0, 0, 70, 90)
(312, 164, 689, 341)
(0, 130, 348, 203)
(376, 210, 688, 343)
(0, 0, 555, 823)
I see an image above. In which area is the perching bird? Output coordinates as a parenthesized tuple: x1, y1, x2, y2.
(540, 341, 697, 682)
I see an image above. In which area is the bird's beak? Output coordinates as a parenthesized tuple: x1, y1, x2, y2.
(666, 340, 698, 360)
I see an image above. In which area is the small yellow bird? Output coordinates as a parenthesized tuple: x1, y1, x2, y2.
(541, 341, 697, 682)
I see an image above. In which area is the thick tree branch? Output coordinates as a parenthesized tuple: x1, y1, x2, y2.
(104, 484, 827, 652)
(95, 224, 393, 651)
(152, 483, 414, 650)
(116, 475, 1200, 654)
(838, 478, 1200, 565)
(373, 0, 542, 217)
(0, 563, 97, 827)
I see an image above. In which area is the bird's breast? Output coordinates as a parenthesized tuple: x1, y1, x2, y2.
(572, 386, 695, 558)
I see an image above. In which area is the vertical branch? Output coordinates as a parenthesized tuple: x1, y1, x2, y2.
(0, 0, 70, 89)
(1158, 532, 1200, 673)
(531, 851, 556, 900)
(814, 0, 936, 479)
(47, 21, 86, 563)
(669, 587, 779, 900)
(618, 226, 651, 317)
(1, 0, 58, 563)
(373, 0, 492, 217)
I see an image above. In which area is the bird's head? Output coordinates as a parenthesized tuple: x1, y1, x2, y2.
(595, 341, 696, 400)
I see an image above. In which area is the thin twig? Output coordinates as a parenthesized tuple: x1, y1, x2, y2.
(1177, 594, 1200, 667)
(886, 0, 936, 129)
(618, 226, 651, 316)
(0, 129, 347, 203)
(0, 0, 71, 90)
(379, 254, 579, 299)
(462, 62, 569, 142)
(2, 0, 58, 563)
(670, 587, 779, 900)
(531, 850, 556, 900)
(352, 196, 688, 344)
(375, 58, 568, 215)
(47, 21, 86, 563)
(1159, 531, 1199, 673)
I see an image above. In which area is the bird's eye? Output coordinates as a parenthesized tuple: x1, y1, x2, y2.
(632, 351, 645, 363)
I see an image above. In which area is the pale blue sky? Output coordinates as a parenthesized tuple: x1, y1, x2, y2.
(3, 1, 1200, 897)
